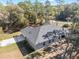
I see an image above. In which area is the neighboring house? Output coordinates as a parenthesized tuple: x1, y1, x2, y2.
(21, 24, 69, 50)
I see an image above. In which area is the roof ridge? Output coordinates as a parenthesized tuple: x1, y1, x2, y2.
(34, 24, 51, 44)
(34, 26, 41, 45)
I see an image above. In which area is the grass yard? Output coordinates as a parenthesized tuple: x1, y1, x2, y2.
(0, 43, 24, 59)
(0, 27, 21, 41)
(0, 27, 24, 59)
(0, 40, 34, 59)
(0, 44, 17, 53)
(0, 32, 21, 41)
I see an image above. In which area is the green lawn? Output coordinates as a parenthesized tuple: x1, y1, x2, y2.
(0, 43, 18, 53)
(0, 27, 21, 41)
(0, 32, 21, 41)
(0, 40, 27, 53)
(0, 40, 30, 57)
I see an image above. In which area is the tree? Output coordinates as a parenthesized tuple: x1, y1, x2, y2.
(55, 3, 79, 59)
(55, 0, 65, 13)
(64, 31, 79, 59)
(56, 3, 79, 21)
(2, 4, 27, 33)
(55, 0, 64, 5)
(44, 0, 51, 23)
(6, 0, 14, 5)
(18, 0, 38, 24)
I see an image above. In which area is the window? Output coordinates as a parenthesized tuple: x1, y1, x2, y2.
(58, 36, 61, 39)
(52, 39, 54, 42)
(49, 40, 51, 43)
(29, 31, 32, 34)
(61, 35, 65, 38)
(43, 42, 45, 46)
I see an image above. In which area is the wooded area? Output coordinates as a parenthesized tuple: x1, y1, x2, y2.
(0, 0, 79, 33)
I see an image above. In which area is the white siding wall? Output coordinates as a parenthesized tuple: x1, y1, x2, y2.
(35, 39, 54, 50)
(35, 37, 63, 50)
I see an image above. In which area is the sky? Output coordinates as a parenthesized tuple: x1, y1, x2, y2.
(0, 0, 78, 5)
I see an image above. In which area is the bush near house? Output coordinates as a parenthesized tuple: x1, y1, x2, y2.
(62, 24, 70, 28)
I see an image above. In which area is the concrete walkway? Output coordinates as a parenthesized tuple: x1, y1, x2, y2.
(0, 35, 25, 47)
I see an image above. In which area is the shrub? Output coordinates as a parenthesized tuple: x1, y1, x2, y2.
(31, 52, 41, 58)
(62, 24, 70, 28)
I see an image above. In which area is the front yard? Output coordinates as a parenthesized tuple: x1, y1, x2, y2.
(0, 27, 34, 59)
(0, 43, 24, 59)
(0, 40, 34, 59)
(0, 31, 21, 41)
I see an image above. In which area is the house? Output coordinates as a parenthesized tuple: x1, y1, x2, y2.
(21, 24, 69, 50)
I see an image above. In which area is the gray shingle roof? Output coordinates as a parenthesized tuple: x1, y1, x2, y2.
(21, 24, 68, 45)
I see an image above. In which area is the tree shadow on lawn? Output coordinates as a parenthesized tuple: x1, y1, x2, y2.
(13, 35, 34, 56)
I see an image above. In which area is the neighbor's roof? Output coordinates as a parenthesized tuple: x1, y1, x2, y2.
(21, 24, 64, 45)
